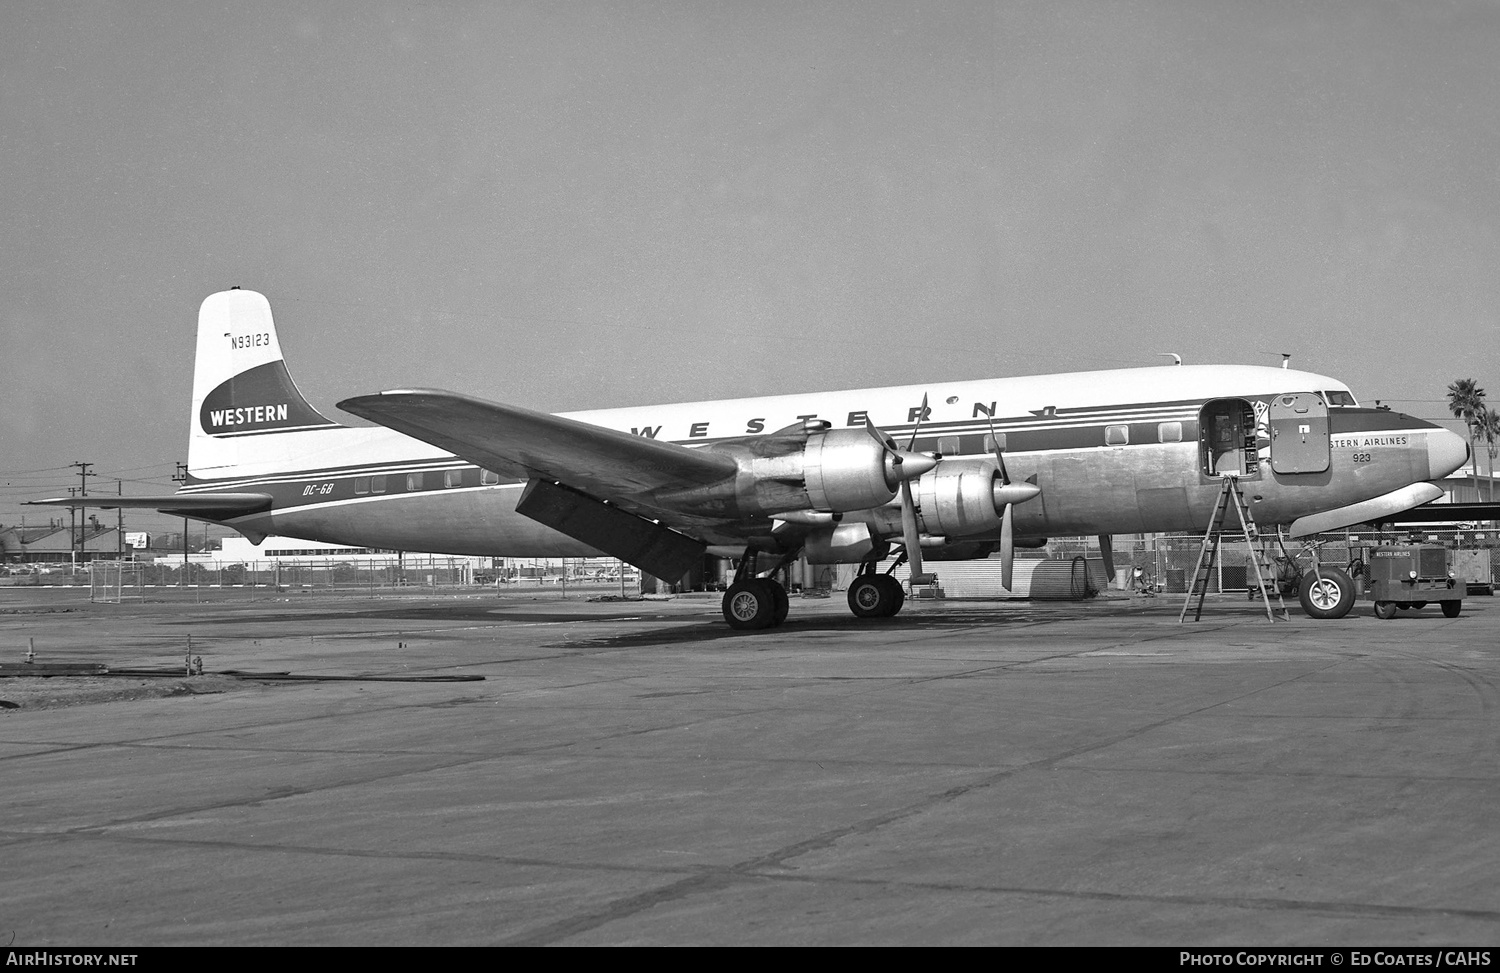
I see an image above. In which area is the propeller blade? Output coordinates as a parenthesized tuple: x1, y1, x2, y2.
(1098, 534, 1116, 585)
(863, 416, 896, 452)
(1000, 503, 1014, 591)
(900, 478, 935, 586)
(906, 393, 929, 451)
(983, 410, 1011, 485)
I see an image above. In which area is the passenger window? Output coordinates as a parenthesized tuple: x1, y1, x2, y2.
(444, 469, 462, 488)
(983, 432, 1007, 453)
(406, 473, 421, 492)
(372, 475, 386, 494)
(354, 477, 370, 495)
(480, 469, 500, 485)
(1158, 422, 1182, 444)
(938, 436, 961, 456)
(1105, 424, 1129, 446)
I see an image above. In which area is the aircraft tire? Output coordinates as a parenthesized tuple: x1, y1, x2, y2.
(1373, 600, 1397, 620)
(848, 576, 893, 618)
(723, 580, 776, 631)
(878, 575, 905, 617)
(1298, 567, 1356, 619)
(1442, 600, 1462, 618)
(768, 580, 790, 626)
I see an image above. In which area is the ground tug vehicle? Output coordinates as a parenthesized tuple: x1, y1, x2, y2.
(1365, 544, 1462, 620)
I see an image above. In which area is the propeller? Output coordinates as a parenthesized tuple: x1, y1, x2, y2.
(983, 408, 1041, 591)
(865, 394, 938, 586)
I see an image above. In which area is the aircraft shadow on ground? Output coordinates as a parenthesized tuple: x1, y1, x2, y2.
(156, 598, 1304, 643)
(539, 605, 1148, 649)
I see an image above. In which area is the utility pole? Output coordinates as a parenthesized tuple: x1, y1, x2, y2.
(173, 462, 188, 586)
(67, 488, 77, 569)
(71, 462, 94, 566)
(117, 479, 124, 558)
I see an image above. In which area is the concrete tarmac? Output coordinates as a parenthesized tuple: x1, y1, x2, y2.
(1, 585, 1497, 945)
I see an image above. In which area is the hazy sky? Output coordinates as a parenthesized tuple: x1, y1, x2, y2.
(4, 1, 1500, 532)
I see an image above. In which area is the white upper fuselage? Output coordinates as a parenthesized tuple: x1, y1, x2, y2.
(564, 364, 1351, 445)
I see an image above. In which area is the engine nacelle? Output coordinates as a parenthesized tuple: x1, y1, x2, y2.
(797, 428, 900, 512)
(658, 423, 934, 519)
(916, 459, 1005, 537)
(852, 459, 1026, 538)
(920, 541, 996, 561)
(664, 425, 899, 516)
(803, 522, 892, 564)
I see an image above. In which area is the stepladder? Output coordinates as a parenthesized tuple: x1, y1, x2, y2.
(1179, 477, 1289, 622)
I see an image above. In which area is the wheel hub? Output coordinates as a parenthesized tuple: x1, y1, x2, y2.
(729, 591, 761, 621)
(1309, 580, 1341, 610)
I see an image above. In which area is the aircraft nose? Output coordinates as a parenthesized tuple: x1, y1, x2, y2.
(1427, 427, 1469, 479)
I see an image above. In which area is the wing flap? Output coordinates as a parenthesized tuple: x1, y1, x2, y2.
(515, 478, 705, 579)
(337, 389, 738, 499)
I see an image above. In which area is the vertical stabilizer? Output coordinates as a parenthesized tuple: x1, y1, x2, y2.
(189, 289, 340, 479)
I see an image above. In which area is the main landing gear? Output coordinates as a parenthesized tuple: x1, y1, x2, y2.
(721, 577, 790, 631)
(719, 553, 910, 631)
(846, 572, 904, 618)
(720, 547, 792, 631)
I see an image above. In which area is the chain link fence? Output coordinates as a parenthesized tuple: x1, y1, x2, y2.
(0, 557, 639, 602)
(4, 534, 1495, 602)
(76, 558, 480, 602)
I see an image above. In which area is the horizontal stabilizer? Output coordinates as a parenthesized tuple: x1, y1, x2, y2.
(515, 478, 705, 581)
(1287, 482, 1444, 538)
(28, 493, 273, 517)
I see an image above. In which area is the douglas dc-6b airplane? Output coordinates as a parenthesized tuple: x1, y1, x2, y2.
(35, 288, 1469, 629)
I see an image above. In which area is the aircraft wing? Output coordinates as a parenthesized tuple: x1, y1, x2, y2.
(338, 390, 748, 577)
(337, 389, 739, 500)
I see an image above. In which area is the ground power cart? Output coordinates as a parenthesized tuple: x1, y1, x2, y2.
(1366, 544, 1462, 620)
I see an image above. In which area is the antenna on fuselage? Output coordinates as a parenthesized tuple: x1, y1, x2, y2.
(1159, 353, 1182, 366)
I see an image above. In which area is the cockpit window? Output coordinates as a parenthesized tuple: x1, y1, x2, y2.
(1322, 390, 1357, 407)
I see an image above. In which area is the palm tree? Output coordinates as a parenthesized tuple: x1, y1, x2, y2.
(1447, 379, 1486, 500)
(1478, 406, 1500, 502)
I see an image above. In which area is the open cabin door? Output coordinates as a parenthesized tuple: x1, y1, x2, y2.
(1268, 392, 1330, 474)
(1199, 398, 1259, 478)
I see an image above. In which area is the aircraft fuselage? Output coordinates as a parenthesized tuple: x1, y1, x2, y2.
(181, 365, 1463, 557)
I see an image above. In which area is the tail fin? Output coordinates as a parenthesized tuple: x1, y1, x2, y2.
(189, 288, 341, 479)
